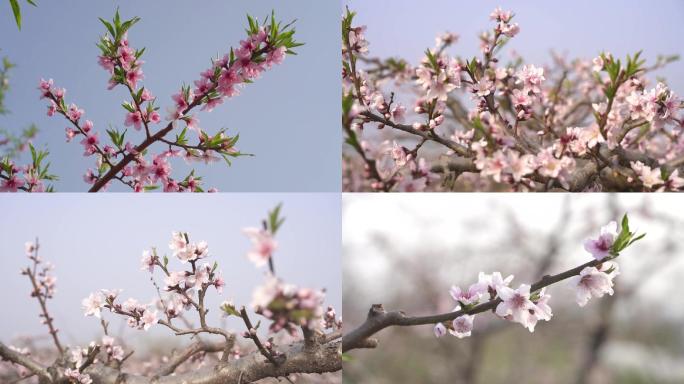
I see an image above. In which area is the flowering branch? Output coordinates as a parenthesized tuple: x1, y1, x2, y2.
(342, 7, 684, 192)
(35, 10, 300, 192)
(342, 214, 644, 353)
(21, 240, 64, 355)
(1, 207, 341, 383)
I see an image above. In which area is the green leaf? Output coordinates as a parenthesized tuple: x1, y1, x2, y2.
(9, 0, 21, 30)
(99, 17, 116, 38)
(220, 302, 240, 317)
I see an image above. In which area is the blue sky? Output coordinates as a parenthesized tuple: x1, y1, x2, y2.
(346, 0, 684, 92)
(0, 1, 340, 191)
(0, 193, 341, 348)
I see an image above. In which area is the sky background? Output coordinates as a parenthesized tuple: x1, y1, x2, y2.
(346, 0, 684, 92)
(0, 193, 341, 350)
(0, 0, 340, 192)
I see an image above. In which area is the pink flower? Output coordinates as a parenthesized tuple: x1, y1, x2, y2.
(64, 128, 77, 142)
(140, 88, 154, 102)
(583, 221, 618, 260)
(490, 7, 512, 22)
(171, 91, 191, 112)
(82, 120, 94, 133)
(495, 284, 537, 332)
(450, 314, 474, 338)
(148, 111, 161, 124)
(150, 154, 171, 182)
(506, 151, 535, 182)
(473, 77, 494, 98)
(184, 115, 200, 132)
(82, 292, 104, 318)
(80, 132, 100, 156)
(213, 273, 225, 294)
(568, 264, 617, 307)
(68, 104, 84, 121)
(515, 65, 545, 95)
(47, 100, 57, 116)
(38, 78, 53, 93)
(630, 161, 663, 189)
(511, 89, 531, 107)
(265, 46, 286, 67)
(243, 227, 278, 267)
(126, 68, 144, 89)
(83, 169, 97, 185)
(163, 178, 179, 192)
(427, 72, 458, 101)
(118, 46, 135, 69)
(98, 55, 115, 73)
(124, 111, 143, 130)
(0, 174, 24, 192)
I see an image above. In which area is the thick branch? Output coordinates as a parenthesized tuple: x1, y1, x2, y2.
(0, 343, 51, 382)
(84, 338, 341, 384)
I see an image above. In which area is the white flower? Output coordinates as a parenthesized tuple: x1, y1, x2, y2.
(141, 309, 158, 331)
(169, 231, 188, 260)
(82, 292, 104, 318)
(450, 315, 474, 338)
(140, 250, 155, 273)
(495, 284, 537, 332)
(527, 288, 553, 332)
(478, 272, 514, 295)
(568, 265, 616, 307)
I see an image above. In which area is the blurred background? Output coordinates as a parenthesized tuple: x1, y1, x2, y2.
(0, 193, 341, 382)
(0, 0, 340, 191)
(343, 194, 684, 384)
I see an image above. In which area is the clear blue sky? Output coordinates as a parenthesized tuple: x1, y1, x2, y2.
(346, 0, 684, 92)
(0, 1, 340, 191)
(0, 193, 341, 348)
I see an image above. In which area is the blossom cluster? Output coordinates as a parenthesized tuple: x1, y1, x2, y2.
(251, 276, 326, 334)
(33, 10, 299, 192)
(342, 7, 684, 192)
(0, 137, 56, 192)
(433, 217, 642, 339)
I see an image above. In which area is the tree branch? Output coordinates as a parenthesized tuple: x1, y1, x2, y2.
(343, 257, 610, 352)
(0, 343, 51, 382)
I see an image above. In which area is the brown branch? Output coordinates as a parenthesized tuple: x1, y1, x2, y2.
(361, 110, 470, 157)
(24, 239, 64, 356)
(239, 307, 282, 366)
(84, 338, 341, 384)
(343, 256, 616, 352)
(0, 343, 51, 382)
